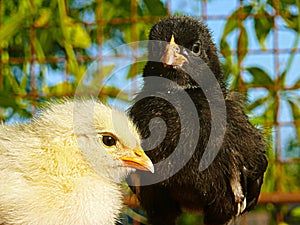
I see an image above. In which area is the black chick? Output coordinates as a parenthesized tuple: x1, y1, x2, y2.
(129, 16, 268, 225)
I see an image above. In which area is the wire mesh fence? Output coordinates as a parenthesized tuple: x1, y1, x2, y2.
(0, 0, 300, 224)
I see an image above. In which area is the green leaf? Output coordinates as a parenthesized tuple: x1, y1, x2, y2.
(237, 25, 248, 63)
(279, 70, 287, 88)
(18, 0, 35, 15)
(247, 95, 269, 111)
(0, 12, 28, 42)
(100, 86, 129, 102)
(4, 71, 26, 95)
(143, 0, 166, 16)
(126, 61, 146, 79)
(220, 39, 232, 60)
(293, 74, 300, 88)
(290, 205, 300, 217)
(282, 14, 300, 33)
(137, 22, 153, 41)
(265, 98, 276, 122)
(35, 39, 46, 63)
(48, 82, 75, 96)
(222, 18, 238, 40)
(277, 0, 300, 33)
(37, 27, 61, 56)
(221, 5, 253, 39)
(102, 1, 125, 20)
(64, 21, 91, 48)
(0, 92, 19, 108)
(246, 66, 274, 86)
(33, 8, 52, 27)
(20, 67, 29, 90)
(254, 8, 274, 50)
(247, 91, 275, 123)
(1, 51, 9, 64)
(288, 99, 300, 120)
(57, 0, 90, 49)
(230, 67, 241, 91)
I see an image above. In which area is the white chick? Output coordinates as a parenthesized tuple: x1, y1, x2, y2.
(0, 99, 154, 225)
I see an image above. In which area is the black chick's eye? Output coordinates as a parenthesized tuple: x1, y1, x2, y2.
(102, 135, 116, 147)
(192, 43, 201, 55)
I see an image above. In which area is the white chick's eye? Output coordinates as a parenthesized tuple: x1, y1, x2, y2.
(102, 135, 117, 147)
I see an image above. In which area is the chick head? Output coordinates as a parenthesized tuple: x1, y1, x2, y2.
(36, 99, 154, 183)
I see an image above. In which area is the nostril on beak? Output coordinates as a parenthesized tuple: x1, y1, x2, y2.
(134, 150, 143, 157)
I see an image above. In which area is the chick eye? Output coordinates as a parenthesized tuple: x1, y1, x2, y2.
(102, 135, 116, 147)
(192, 43, 201, 55)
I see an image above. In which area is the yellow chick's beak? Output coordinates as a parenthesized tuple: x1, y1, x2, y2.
(160, 34, 188, 67)
(119, 148, 154, 173)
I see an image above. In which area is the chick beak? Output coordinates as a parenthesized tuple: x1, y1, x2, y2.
(160, 34, 188, 67)
(119, 148, 154, 173)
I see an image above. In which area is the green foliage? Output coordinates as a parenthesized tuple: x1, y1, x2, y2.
(253, 6, 273, 50)
(0, 65, 31, 120)
(0, 0, 167, 121)
(220, 0, 300, 198)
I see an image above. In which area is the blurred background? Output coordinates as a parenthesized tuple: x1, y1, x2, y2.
(0, 0, 300, 224)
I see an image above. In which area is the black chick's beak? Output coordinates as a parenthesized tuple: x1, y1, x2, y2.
(160, 34, 188, 67)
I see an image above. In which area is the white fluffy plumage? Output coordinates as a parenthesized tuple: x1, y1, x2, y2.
(0, 99, 153, 225)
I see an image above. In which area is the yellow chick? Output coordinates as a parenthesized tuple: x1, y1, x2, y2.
(0, 99, 154, 225)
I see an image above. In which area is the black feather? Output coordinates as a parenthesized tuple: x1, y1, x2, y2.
(128, 16, 268, 225)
